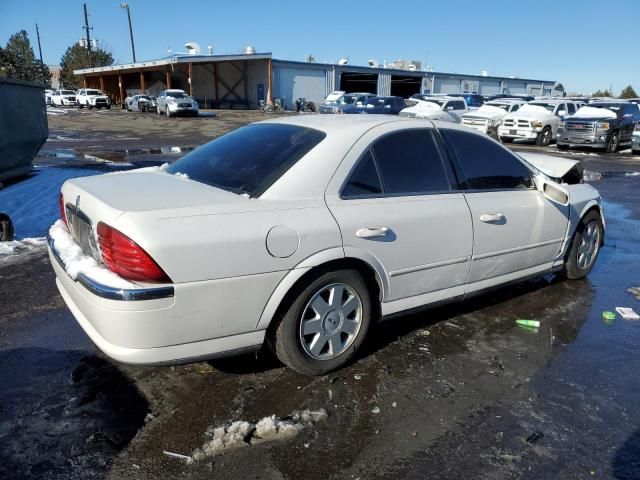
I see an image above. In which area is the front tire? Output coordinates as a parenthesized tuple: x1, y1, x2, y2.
(165, 106, 171, 117)
(564, 210, 603, 279)
(500, 137, 513, 144)
(606, 131, 620, 153)
(270, 269, 373, 376)
(536, 126, 552, 146)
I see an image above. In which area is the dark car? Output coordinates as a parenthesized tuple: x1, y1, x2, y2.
(557, 101, 640, 152)
(485, 94, 535, 102)
(318, 92, 377, 114)
(342, 96, 406, 115)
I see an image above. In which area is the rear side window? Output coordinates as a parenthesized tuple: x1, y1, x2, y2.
(167, 124, 326, 197)
(441, 129, 532, 190)
(568, 103, 576, 114)
(342, 129, 450, 197)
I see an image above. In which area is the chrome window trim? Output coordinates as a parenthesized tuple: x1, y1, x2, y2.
(48, 235, 174, 301)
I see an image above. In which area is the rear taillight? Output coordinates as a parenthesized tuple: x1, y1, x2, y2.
(59, 192, 67, 226)
(96, 222, 171, 283)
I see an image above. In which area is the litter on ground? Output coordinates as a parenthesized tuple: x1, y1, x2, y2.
(516, 319, 540, 328)
(616, 307, 640, 321)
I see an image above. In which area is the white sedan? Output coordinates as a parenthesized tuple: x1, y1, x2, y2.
(48, 116, 604, 375)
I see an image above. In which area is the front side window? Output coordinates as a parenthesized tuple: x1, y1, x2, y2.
(166, 124, 326, 197)
(441, 129, 532, 190)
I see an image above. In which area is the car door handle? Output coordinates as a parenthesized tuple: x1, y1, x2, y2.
(356, 227, 389, 238)
(480, 213, 504, 223)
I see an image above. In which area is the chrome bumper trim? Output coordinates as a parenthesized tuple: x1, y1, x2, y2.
(48, 235, 174, 301)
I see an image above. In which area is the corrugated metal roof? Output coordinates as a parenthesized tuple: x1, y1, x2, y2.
(73, 52, 272, 75)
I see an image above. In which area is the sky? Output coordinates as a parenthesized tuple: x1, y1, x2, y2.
(1, 0, 638, 94)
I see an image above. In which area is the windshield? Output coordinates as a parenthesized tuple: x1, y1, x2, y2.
(340, 94, 359, 104)
(166, 124, 326, 197)
(592, 103, 621, 112)
(423, 99, 445, 107)
(139, 95, 151, 101)
(86, 90, 101, 95)
(167, 91, 187, 98)
(61, 90, 76, 95)
(486, 102, 510, 111)
(529, 102, 556, 112)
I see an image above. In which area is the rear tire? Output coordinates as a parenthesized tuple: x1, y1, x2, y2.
(557, 144, 570, 150)
(536, 126, 552, 146)
(0, 214, 14, 242)
(500, 137, 513, 144)
(269, 269, 373, 376)
(563, 210, 603, 279)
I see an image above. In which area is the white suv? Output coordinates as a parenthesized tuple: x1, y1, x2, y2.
(51, 89, 77, 107)
(76, 89, 111, 109)
(156, 89, 199, 117)
(498, 100, 577, 146)
(461, 99, 526, 138)
(399, 95, 468, 123)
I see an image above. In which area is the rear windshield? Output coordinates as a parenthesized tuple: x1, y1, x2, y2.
(166, 123, 326, 197)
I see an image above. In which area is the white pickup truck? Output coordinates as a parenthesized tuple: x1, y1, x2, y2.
(399, 95, 468, 123)
(497, 99, 577, 146)
(76, 88, 111, 109)
(461, 99, 526, 138)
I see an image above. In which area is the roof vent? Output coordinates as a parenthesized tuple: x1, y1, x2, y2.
(367, 59, 379, 67)
(481, 69, 488, 77)
(338, 58, 349, 65)
(245, 45, 256, 55)
(184, 42, 201, 55)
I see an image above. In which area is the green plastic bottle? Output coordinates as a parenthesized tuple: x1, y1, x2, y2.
(516, 319, 540, 328)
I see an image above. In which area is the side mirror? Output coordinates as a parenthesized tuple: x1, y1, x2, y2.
(534, 174, 569, 206)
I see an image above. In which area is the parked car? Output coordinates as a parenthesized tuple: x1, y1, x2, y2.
(485, 94, 536, 102)
(125, 94, 157, 112)
(49, 116, 604, 375)
(76, 88, 111, 109)
(461, 99, 526, 137)
(557, 102, 640, 152)
(156, 89, 198, 117)
(51, 89, 77, 107)
(44, 89, 54, 105)
(319, 91, 377, 114)
(443, 93, 484, 109)
(341, 96, 405, 114)
(400, 96, 468, 122)
(497, 100, 577, 146)
(632, 123, 640, 154)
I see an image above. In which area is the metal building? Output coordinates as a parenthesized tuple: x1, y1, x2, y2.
(74, 52, 561, 109)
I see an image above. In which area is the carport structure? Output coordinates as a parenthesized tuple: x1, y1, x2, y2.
(75, 53, 272, 108)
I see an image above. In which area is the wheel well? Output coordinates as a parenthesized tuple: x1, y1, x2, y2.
(265, 258, 382, 340)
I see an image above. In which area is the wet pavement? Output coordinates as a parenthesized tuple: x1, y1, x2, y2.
(1, 110, 640, 479)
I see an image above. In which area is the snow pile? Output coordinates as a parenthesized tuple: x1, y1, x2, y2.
(190, 409, 328, 462)
(573, 106, 617, 119)
(49, 220, 137, 288)
(106, 163, 169, 176)
(474, 104, 508, 116)
(173, 172, 189, 179)
(0, 237, 46, 258)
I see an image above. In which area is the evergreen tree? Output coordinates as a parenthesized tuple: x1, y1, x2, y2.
(0, 30, 51, 85)
(59, 43, 113, 89)
(619, 85, 638, 99)
(592, 89, 612, 97)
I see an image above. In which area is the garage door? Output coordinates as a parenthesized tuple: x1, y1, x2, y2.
(436, 78, 460, 94)
(274, 67, 326, 107)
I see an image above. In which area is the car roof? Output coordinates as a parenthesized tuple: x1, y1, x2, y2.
(530, 99, 568, 104)
(260, 113, 408, 134)
(488, 99, 524, 104)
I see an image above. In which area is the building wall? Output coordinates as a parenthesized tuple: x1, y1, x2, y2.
(273, 64, 327, 107)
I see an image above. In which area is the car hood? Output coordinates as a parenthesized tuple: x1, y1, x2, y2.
(518, 152, 581, 181)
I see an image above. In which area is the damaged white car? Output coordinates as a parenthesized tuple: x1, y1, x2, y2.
(498, 100, 577, 146)
(461, 99, 526, 138)
(48, 116, 604, 375)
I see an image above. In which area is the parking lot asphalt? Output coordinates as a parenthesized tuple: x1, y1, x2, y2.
(1, 108, 640, 479)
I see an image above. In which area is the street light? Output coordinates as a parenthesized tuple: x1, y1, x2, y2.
(120, 3, 136, 63)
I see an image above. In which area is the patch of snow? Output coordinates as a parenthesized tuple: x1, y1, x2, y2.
(573, 106, 617, 119)
(191, 409, 328, 462)
(173, 172, 189, 179)
(49, 220, 137, 288)
(0, 167, 102, 239)
(473, 104, 508, 116)
(0, 237, 46, 258)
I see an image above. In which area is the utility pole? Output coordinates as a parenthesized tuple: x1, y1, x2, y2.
(35, 23, 44, 64)
(120, 3, 136, 63)
(83, 3, 93, 67)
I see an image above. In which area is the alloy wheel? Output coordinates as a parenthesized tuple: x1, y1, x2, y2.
(299, 283, 363, 360)
(577, 221, 600, 270)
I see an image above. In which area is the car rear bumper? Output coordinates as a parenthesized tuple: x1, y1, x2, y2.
(48, 235, 266, 365)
